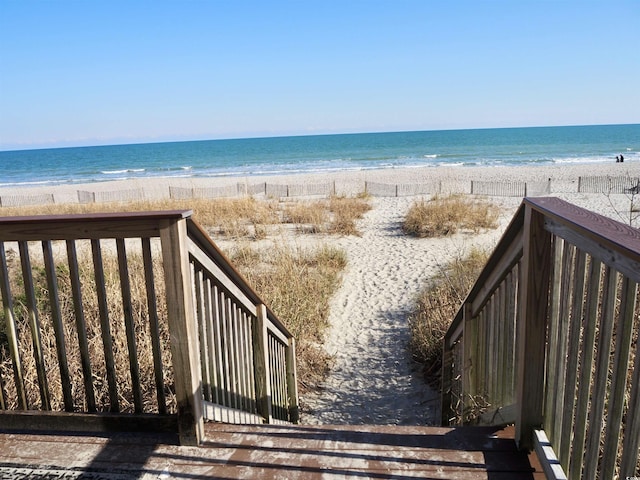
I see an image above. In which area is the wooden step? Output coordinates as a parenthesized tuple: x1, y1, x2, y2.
(0, 423, 543, 479)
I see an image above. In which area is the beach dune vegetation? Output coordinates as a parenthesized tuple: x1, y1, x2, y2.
(402, 194, 499, 237)
(408, 248, 489, 384)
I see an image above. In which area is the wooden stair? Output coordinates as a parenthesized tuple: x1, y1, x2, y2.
(0, 423, 543, 479)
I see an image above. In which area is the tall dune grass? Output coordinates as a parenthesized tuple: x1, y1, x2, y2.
(408, 248, 489, 385)
(402, 194, 499, 237)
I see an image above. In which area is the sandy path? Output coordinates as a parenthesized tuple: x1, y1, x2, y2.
(300, 196, 514, 425)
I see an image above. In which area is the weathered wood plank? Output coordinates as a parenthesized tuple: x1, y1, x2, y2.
(66, 240, 96, 412)
(568, 256, 601, 480)
(0, 410, 177, 433)
(558, 248, 586, 471)
(551, 241, 574, 447)
(286, 337, 300, 423)
(42, 240, 74, 412)
(0, 242, 27, 409)
(526, 197, 640, 266)
(160, 218, 204, 446)
(515, 205, 552, 450)
(141, 237, 166, 414)
(253, 304, 273, 423)
(0, 210, 191, 242)
(116, 238, 143, 414)
(600, 277, 637, 479)
(91, 239, 119, 412)
(0, 424, 544, 479)
(619, 326, 640, 476)
(544, 236, 562, 435)
(18, 241, 51, 410)
(583, 266, 617, 479)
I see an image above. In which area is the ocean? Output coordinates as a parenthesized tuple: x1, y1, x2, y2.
(0, 124, 638, 188)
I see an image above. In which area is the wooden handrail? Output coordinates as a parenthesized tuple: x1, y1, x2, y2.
(0, 210, 298, 446)
(442, 197, 640, 478)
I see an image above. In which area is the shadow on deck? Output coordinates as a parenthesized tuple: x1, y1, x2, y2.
(0, 423, 542, 479)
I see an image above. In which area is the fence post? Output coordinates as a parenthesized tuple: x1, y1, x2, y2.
(577, 177, 582, 193)
(286, 337, 300, 423)
(253, 304, 273, 423)
(160, 217, 204, 446)
(515, 204, 552, 450)
(471, 181, 474, 195)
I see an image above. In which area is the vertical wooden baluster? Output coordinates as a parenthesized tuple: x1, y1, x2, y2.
(203, 277, 219, 407)
(142, 237, 166, 414)
(218, 290, 232, 407)
(193, 266, 211, 403)
(212, 284, 225, 405)
(92, 239, 119, 412)
(558, 248, 586, 471)
(42, 240, 74, 411)
(569, 257, 601, 480)
(0, 242, 28, 409)
(116, 238, 143, 413)
(584, 266, 617, 479)
(246, 312, 257, 413)
(18, 241, 50, 410)
(544, 237, 563, 436)
(619, 321, 640, 477)
(66, 240, 96, 412)
(600, 277, 637, 479)
(552, 241, 574, 447)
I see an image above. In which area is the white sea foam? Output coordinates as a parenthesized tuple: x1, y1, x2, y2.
(102, 168, 146, 174)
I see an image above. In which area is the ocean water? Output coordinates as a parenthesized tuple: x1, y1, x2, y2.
(0, 124, 638, 188)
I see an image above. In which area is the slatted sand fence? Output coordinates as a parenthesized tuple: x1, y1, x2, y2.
(0, 193, 54, 207)
(0, 211, 298, 446)
(442, 197, 640, 478)
(577, 175, 640, 194)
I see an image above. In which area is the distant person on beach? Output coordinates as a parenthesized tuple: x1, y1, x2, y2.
(620, 154, 624, 162)
(616, 154, 624, 163)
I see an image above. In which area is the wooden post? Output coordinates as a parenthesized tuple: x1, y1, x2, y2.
(286, 337, 300, 423)
(515, 205, 552, 450)
(160, 218, 204, 446)
(461, 302, 475, 418)
(253, 304, 273, 423)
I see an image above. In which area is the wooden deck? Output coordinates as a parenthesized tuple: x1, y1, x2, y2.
(0, 423, 542, 479)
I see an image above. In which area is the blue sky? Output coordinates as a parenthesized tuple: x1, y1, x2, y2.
(0, 1, 638, 150)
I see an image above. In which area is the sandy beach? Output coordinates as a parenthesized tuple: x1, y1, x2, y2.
(2, 162, 639, 426)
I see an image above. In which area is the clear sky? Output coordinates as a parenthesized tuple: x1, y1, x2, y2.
(0, 1, 638, 150)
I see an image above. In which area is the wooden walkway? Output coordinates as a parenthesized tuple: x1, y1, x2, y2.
(0, 423, 542, 479)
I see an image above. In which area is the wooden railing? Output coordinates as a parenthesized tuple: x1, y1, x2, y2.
(0, 211, 298, 445)
(442, 197, 640, 479)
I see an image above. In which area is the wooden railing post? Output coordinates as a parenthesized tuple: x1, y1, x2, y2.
(515, 205, 552, 450)
(253, 304, 273, 423)
(461, 302, 475, 420)
(160, 217, 204, 446)
(286, 337, 300, 423)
